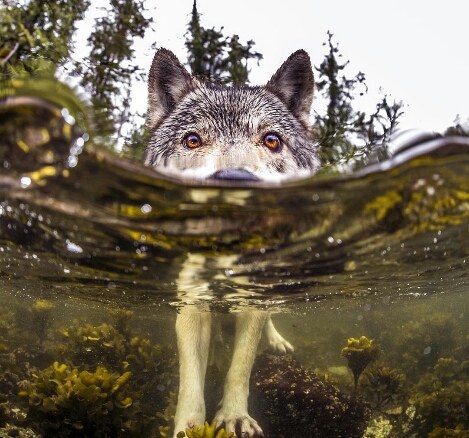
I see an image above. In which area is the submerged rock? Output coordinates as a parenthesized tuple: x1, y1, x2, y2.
(250, 353, 371, 438)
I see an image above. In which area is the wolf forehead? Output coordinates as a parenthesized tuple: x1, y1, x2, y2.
(150, 84, 307, 142)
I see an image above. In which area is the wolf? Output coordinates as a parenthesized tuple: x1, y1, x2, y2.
(145, 48, 319, 437)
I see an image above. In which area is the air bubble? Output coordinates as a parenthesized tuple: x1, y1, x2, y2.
(141, 204, 152, 214)
(20, 176, 31, 188)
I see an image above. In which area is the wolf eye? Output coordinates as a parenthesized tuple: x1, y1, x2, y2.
(262, 132, 282, 151)
(183, 133, 202, 149)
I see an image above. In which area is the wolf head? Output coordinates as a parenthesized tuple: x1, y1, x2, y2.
(145, 49, 320, 183)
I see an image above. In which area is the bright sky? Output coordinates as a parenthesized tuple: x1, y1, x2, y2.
(76, 0, 469, 133)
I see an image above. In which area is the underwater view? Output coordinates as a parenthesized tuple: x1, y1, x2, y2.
(2, 80, 469, 438)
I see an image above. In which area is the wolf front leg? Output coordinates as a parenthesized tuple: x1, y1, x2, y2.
(173, 309, 212, 437)
(173, 253, 213, 437)
(214, 310, 267, 437)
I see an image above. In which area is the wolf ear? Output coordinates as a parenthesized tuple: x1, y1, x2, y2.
(266, 50, 315, 125)
(147, 49, 197, 131)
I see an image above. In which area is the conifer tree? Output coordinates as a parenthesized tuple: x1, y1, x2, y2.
(76, 0, 152, 143)
(185, 0, 263, 85)
(0, 0, 90, 77)
(1, 0, 152, 149)
(314, 32, 403, 165)
(1, 2, 406, 163)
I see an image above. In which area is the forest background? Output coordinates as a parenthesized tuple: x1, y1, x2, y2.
(1, 0, 466, 166)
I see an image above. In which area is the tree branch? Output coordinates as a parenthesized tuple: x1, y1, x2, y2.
(0, 41, 20, 67)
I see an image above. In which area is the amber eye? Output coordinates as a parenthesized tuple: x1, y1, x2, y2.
(262, 132, 282, 151)
(183, 133, 202, 149)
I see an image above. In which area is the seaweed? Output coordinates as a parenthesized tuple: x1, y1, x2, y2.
(0, 307, 178, 436)
(20, 361, 135, 436)
(361, 363, 406, 410)
(175, 421, 234, 438)
(58, 322, 127, 369)
(406, 357, 469, 436)
(0, 295, 466, 437)
(57, 316, 178, 404)
(429, 425, 469, 437)
(55, 314, 178, 434)
(250, 353, 371, 437)
(398, 312, 456, 380)
(341, 336, 381, 391)
(30, 300, 55, 344)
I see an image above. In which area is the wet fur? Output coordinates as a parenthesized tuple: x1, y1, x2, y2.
(146, 49, 319, 183)
(145, 49, 318, 437)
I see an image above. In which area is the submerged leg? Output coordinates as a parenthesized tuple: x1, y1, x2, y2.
(173, 253, 214, 436)
(173, 309, 212, 437)
(214, 310, 268, 437)
(264, 314, 294, 354)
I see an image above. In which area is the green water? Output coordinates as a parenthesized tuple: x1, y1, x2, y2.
(1, 80, 469, 437)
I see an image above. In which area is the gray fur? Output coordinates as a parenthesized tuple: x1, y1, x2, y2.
(145, 48, 320, 183)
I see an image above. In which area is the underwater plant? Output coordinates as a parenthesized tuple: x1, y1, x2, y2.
(0, 310, 15, 356)
(0, 307, 181, 436)
(13, 300, 55, 347)
(362, 363, 406, 410)
(59, 322, 126, 368)
(341, 336, 381, 390)
(176, 422, 234, 438)
(125, 334, 178, 415)
(20, 361, 135, 436)
(429, 425, 469, 437)
(250, 353, 371, 437)
(406, 357, 469, 436)
(109, 309, 135, 338)
(55, 314, 178, 434)
(31, 300, 55, 343)
(397, 312, 457, 381)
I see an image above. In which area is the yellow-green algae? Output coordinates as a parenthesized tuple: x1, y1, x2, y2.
(2, 301, 179, 436)
(20, 362, 133, 435)
(429, 425, 469, 437)
(341, 335, 381, 390)
(176, 422, 234, 438)
(361, 363, 405, 410)
(0, 298, 467, 436)
(363, 169, 469, 234)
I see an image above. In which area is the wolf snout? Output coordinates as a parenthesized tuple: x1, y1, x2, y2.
(209, 168, 260, 181)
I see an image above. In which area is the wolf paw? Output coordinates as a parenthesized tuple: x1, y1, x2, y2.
(266, 329, 294, 354)
(173, 404, 205, 438)
(269, 337, 294, 354)
(264, 317, 294, 355)
(214, 410, 263, 437)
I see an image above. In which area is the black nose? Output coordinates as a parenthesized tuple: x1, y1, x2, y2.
(209, 168, 260, 181)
